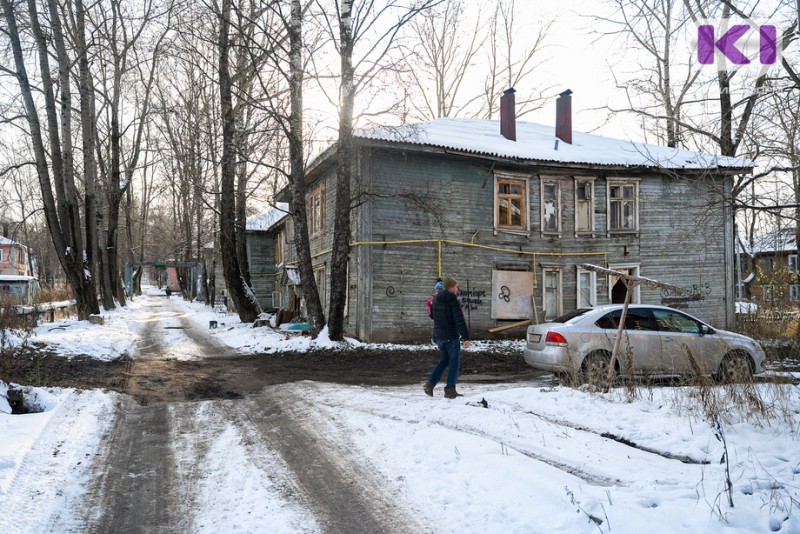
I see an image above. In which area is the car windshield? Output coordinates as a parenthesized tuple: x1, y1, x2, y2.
(550, 308, 593, 324)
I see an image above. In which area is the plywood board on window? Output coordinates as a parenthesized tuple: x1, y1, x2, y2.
(491, 270, 534, 320)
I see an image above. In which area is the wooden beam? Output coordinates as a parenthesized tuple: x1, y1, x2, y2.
(488, 319, 532, 333)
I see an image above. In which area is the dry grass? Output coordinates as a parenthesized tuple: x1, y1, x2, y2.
(0, 294, 37, 385)
(37, 283, 73, 303)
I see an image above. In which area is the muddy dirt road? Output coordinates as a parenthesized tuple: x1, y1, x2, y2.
(51, 296, 542, 533)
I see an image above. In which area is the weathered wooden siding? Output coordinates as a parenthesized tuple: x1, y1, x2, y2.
(339, 148, 733, 343)
(246, 231, 279, 309)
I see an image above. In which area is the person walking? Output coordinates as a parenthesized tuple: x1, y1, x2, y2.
(424, 276, 470, 399)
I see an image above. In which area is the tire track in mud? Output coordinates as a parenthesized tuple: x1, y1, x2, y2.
(230, 385, 421, 534)
(84, 397, 185, 533)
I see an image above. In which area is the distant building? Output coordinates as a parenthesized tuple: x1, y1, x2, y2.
(738, 228, 799, 305)
(0, 236, 30, 276)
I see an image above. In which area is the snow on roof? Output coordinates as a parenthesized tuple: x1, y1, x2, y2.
(0, 275, 36, 281)
(738, 228, 797, 255)
(246, 203, 289, 232)
(0, 236, 21, 246)
(355, 118, 753, 170)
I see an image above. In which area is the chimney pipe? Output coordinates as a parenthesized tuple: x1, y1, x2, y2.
(555, 89, 573, 145)
(500, 87, 516, 141)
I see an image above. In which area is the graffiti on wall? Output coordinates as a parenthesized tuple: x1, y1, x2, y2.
(459, 286, 487, 311)
(660, 282, 712, 308)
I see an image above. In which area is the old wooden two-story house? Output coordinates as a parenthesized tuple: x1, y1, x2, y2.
(276, 90, 753, 343)
(244, 203, 291, 311)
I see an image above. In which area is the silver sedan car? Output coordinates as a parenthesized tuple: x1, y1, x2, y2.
(523, 304, 765, 381)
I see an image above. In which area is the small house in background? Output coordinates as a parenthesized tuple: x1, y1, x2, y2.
(245, 203, 298, 318)
(0, 236, 30, 276)
(0, 275, 38, 306)
(738, 228, 799, 305)
(277, 89, 753, 343)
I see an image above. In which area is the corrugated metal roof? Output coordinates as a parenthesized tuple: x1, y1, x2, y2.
(355, 118, 753, 170)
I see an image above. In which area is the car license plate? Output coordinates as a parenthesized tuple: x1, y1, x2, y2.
(528, 333, 541, 343)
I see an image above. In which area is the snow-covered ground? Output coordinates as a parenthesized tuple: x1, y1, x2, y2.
(1, 288, 799, 533)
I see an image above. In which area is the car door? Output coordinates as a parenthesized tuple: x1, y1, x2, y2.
(597, 308, 663, 374)
(652, 308, 724, 374)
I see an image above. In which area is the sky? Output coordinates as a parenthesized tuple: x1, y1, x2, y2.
(1, 288, 799, 533)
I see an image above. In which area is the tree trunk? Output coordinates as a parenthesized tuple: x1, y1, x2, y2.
(327, 0, 356, 341)
(218, 0, 261, 322)
(1, 0, 99, 319)
(288, 0, 325, 335)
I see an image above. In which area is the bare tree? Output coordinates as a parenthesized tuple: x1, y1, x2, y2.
(402, 0, 482, 119)
(0, 0, 100, 318)
(317, 0, 440, 340)
(478, 0, 553, 120)
(218, 0, 261, 321)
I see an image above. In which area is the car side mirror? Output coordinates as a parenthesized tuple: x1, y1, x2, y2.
(699, 324, 710, 336)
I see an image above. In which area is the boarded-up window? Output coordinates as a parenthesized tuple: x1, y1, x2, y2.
(491, 270, 533, 320)
(575, 179, 594, 234)
(495, 175, 527, 230)
(541, 180, 560, 234)
(308, 184, 326, 235)
(608, 182, 637, 232)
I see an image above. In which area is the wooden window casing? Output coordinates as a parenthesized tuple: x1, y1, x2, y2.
(540, 179, 561, 236)
(607, 180, 639, 234)
(308, 184, 326, 236)
(494, 175, 528, 231)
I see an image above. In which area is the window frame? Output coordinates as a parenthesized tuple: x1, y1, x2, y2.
(542, 267, 563, 321)
(608, 263, 641, 304)
(308, 183, 326, 236)
(314, 263, 326, 309)
(577, 268, 597, 308)
(606, 179, 639, 235)
(494, 173, 529, 233)
(789, 254, 798, 273)
(275, 231, 284, 265)
(790, 283, 800, 302)
(540, 178, 561, 236)
(574, 177, 596, 236)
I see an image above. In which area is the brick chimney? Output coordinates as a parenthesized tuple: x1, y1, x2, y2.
(555, 89, 573, 144)
(500, 88, 516, 141)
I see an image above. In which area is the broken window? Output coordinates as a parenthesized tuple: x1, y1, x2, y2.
(541, 179, 560, 234)
(575, 178, 595, 235)
(608, 181, 638, 232)
(308, 183, 326, 236)
(495, 175, 527, 231)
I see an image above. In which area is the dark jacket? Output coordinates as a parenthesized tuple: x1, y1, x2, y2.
(432, 289, 469, 342)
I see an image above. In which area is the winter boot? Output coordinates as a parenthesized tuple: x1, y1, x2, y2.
(423, 381, 434, 397)
(444, 387, 463, 399)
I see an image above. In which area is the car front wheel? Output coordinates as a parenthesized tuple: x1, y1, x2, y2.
(715, 351, 753, 384)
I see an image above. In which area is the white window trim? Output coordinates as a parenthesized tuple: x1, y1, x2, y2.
(542, 267, 563, 321)
(608, 263, 641, 304)
(540, 177, 561, 237)
(493, 172, 530, 235)
(577, 268, 597, 307)
(790, 283, 800, 302)
(606, 179, 640, 236)
(574, 177, 596, 237)
(789, 254, 798, 273)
